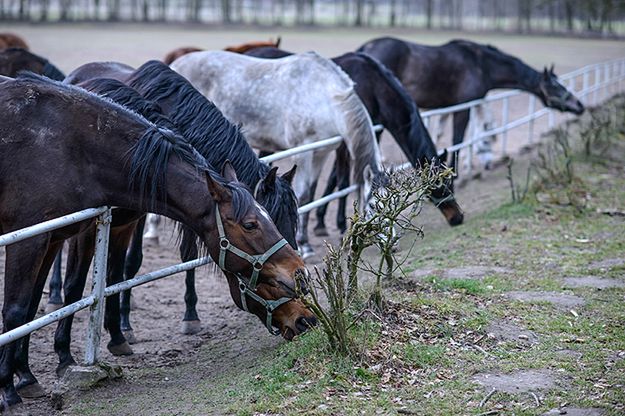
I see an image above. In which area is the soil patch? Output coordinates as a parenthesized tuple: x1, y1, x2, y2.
(486, 320, 540, 346)
(561, 276, 625, 289)
(542, 407, 606, 416)
(412, 266, 512, 280)
(472, 369, 559, 393)
(588, 258, 625, 271)
(506, 291, 586, 309)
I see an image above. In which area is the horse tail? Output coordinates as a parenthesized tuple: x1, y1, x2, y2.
(331, 84, 381, 185)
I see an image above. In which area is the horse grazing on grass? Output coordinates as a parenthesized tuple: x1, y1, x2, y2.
(162, 37, 281, 65)
(171, 50, 386, 258)
(0, 48, 65, 80)
(0, 32, 29, 50)
(244, 46, 464, 234)
(0, 72, 313, 407)
(358, 37, 585, 170)
(64, 60, 300, 341)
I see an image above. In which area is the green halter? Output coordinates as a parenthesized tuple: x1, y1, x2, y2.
(215, 204, 292, 336)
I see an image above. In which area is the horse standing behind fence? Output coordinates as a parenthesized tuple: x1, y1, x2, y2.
(358, 37, 585, 171)
(0, 73, 313, 407)
(171, 50, 386, 258)
(64, 60, 301, 341)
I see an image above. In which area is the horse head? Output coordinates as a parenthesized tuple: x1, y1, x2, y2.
(538, 65, 584, 115)
(205, 162, 316, 340)
(428, 150, 464, 226)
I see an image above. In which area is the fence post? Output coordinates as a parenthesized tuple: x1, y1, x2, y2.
(527, 95, 536, 145)
(501, 96, 509, 156)
(593, 66, 601, 104)
(84, 207, 112, 366)
(582, 70, 590, 99)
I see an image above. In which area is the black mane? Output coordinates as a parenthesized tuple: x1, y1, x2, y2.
(16, 72, 253, 220)
(126, 60, 298, 244)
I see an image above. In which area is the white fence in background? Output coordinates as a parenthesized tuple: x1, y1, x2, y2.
(0, 57, 623, 368)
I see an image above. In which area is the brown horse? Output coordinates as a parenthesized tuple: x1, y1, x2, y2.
(0, 32, 29, 50)
(0, 73, 314, 407)
(0, 48, 65, 80)
(162, 37, 281, 65)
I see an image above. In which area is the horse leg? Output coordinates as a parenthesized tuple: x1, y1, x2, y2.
(180, 226, 201, 335)
(1, 236, 50, 407)
(313, 162, 338, 237)
(54, 232, 95, 377)
(46, 249, 64, 312)
(142, 213, 160, 244)
(120, 216, 145, 345)
(15, 242, 63, 398)
(335, 146, 352, 234)
(450, 109, 470, 176)
(104, 225, 135, 356)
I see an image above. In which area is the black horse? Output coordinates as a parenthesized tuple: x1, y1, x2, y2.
(357, 37, 585, 169)
(0, 48, 65, 80)
(243, 46, 464, 233)
(64, 60, 300, 341)
(0, 73, 312, 407)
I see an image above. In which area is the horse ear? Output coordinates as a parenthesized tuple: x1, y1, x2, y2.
(543, 67, 549, 78)
(549, 63, 555, 75)
(263, 166, 279, 191)
(275, 36, 281, 48)
(363, 164, 374, 184)
(221, 160, 238, 183)
(205, 171, 231, 203)
(281, 164, 297, 184)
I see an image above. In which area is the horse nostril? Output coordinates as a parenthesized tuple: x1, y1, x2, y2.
(295, 316, 317, 333)
(449, 211, 464, 226)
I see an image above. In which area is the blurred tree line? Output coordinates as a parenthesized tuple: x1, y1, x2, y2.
(1, 0, 624, 36)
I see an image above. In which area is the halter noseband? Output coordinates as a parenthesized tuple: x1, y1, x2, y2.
(215, 204, 292, 336)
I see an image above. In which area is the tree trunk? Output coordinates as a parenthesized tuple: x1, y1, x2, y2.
(389, 0, 396, 27)
(564, 0, 574, 32)
(221, 0, 231, 23)
(426, 0, 433, 29)
(354, 0, 364, 26)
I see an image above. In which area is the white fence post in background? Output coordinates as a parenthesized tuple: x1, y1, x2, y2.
(582, 70, 590, 99)
(501, 97, 509, 155)
(594, 66, 601, 104)
(527, 96, 536, 145)
(84, 208, 112, 366)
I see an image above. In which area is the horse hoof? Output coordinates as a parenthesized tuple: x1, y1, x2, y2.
(16, 382, 46, 399)
(122, 330, 137, 344)
(180, 320, 202, 335)
(313, 226, 329, 237)
(56, 360, 77, 378)
(45, 302, 63, 314)
(107, 341, 133, 356)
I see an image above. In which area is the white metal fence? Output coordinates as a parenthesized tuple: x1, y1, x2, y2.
(0, 56, 623, 368)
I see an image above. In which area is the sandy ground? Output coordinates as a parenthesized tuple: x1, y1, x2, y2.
(0, 24, 623, 414)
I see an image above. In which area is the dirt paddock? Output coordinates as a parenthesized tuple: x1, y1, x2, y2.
(0, 24, 623, 415)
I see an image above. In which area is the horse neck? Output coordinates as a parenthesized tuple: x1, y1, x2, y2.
(486, 53, 541, 95)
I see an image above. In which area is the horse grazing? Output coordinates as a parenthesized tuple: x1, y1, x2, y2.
(64, 60, 300, 340)
(171, 50, 386, 258)
(244, 46, 464, 234)
(358, 37, 585, 170)
(0, 73, 313, 407)
(0, 32, 29, 50)
(0, 48, 65, 80)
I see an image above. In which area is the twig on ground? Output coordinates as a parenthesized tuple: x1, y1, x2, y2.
(397, 409, 419, 415)
(477, 411, 500, 416)
(479, 388, 497, 408)
(530, 391, 541, 407)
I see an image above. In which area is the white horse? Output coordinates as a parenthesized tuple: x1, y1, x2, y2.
(171, 50, 384, 258)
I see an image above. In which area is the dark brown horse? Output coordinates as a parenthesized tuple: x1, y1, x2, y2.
(357, 37, 585, 170)
(0, 48, 65, 80)
(163, 46, 203, 65)
(0, 32, 29, 50)
(0, 73, 313, 407)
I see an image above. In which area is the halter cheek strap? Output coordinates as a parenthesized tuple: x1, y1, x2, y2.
(215, 205, 291, 336)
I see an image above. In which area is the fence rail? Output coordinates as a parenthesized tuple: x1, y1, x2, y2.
(0, 56, 623, 368)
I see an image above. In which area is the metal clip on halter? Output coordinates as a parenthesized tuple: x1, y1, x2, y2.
(215, 205, 291, 336)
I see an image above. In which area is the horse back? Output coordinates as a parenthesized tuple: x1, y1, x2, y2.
(65, 61, 135, 85)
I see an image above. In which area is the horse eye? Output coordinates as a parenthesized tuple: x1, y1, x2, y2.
(242, 221, 258, 231)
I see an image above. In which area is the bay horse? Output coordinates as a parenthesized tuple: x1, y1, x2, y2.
(357, 37, 585, 171)
(0, 73, 313, 407)
(243, 46, 464, 234)
(171, 51, 386, 258)
(162, 37, 280, 65)
(0, 48, 65, 80)
(64, 61, 300, 341)
(0, 32, 29, 50)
